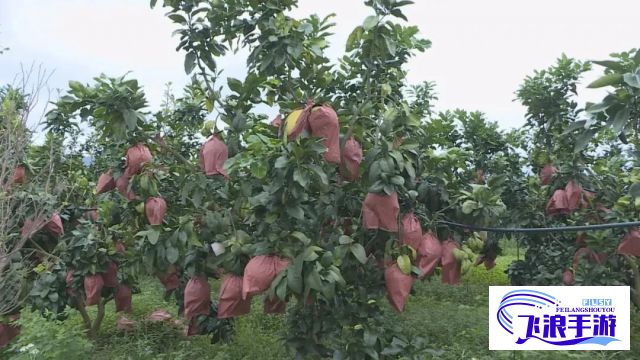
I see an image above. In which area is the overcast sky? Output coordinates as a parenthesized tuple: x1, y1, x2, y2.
(1, 0, 639, 132)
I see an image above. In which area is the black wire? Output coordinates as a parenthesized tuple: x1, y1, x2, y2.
(437, 220, 640, 234)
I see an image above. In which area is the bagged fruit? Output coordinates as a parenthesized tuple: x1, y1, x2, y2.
(184, 276, 211, 319)
(362, 192, 400, 232)
(145, 197, 167, 225)
(96, 170, 115, 194)
(308, 104, 340, 164)
(102, 262, 119, 288)
(218, 274, 251, 319)
(157, 266, 179, 291)
(46, 212, 64, 236)
(565, 180, 582, 211)
(539, 164, 556, 185)
(285, 104, 313, 141)
(115, 285, 132, 313)
(124, 143, 152, 177)
(84, 274, 104, 306)
(617, 228, 640, 257)
(416, 231, 442, 278)
(148, 310, 172, 322)
(399, 211, 422, 250)
(562, 269, 575, 286)
(116, 316, 135, 331)
(11, 165, 26, 185)
(242, 255, 289, 299)
(116, 175, 137, 201)
(441, 240, 461, 285)
(385, 264, 414, 312)
(340, 138, 362, 181)
(200, 136, 228, 177)
(546, 189, 570, 216)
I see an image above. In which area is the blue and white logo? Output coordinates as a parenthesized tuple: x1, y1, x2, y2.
(489, 286, 630, 350)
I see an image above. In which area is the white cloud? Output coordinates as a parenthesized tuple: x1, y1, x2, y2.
(1, 0, 639, 132)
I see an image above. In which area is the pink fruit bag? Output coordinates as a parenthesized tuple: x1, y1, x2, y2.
(546, 189, 570, 216)
(385, 264, 414, 312)
(308, 105, 340, 164)
(96, 170, 115, 194)
(184, 276, 211, 319)
(416, 231, 442, 279)
(84, 274, 104, 306)
(399, 211, 422, 250)
(242, 255, 289, 299)
(362, 192, 400, 232)
(115, 285, 132, 313)
(145, 197, 167, 225)
(124, 143, 152, 177)
(340, 138, 363, 182)
(440, 240, 461, 285)
(200, 136, 228, 177)
(218, 274, 251, 319)
(101, 262, 119, 288)
(617, 228, 640, 257)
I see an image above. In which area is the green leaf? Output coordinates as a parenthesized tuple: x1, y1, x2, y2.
(591, 60, 625, 72)
(630, 183, 640, 199)
(286, 205, 304, 220)
(275, 156, 288, 169)
(308, 164, 328, 185)
(286, 43, 302, 59)
(346, 26, 363, 52)
(184, 52, 196, 74)
(122, 109, 138, 130)
(148, 229, 160, 245)
(610, 107, 630, 134)
(587, 73, 623, 88)
(363, 15, 379, 31)
(166, 246, 179, 264)
(397, 255, 411, 275)
(350, 243, 367, 264)
(305, 268, 323, 290)
(384, 36, 397, 56)
(293, 168, 308, 188)
(275, 272, 288, 300)
(303, 246, 322, 262)
(250, 161, 267, 179)
(623, 72, 640, 88)
(291, 231, 311, 245)
(287, 256, 304, 294)
(585, 101, 612, 114)
(68, 80, 84, 93)
(338, 235, 353, 245)
(390, 176, 405, 186)
(227, 77, 243, 93)
(364, 329, 377, 347)
(574, 129, 597, 151)
(461, 200, 477, 214)
(168, 14, 187, 24)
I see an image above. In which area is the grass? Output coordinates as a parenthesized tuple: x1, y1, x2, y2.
(5, 244, 640, 359)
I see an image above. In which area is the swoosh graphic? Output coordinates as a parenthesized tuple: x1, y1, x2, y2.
(501, 293, 556, 306)
(497, 303, 536, 334)
(501, 289, 558, 302)
(516, 336, 621, 346)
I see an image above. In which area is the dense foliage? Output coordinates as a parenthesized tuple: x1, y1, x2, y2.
(1, 1, 640, 359)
